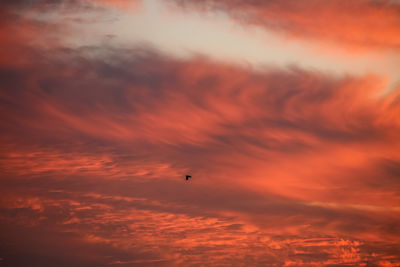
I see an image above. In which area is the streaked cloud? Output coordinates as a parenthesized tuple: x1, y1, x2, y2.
(172, 0, 400, 51)
(0, 0, 399, 266)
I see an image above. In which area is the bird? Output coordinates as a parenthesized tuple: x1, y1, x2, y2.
(186, 175, 192, 181)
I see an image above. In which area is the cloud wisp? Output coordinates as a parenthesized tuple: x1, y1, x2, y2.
(172, 0, 400, 51)
(0, 1, 400, 266)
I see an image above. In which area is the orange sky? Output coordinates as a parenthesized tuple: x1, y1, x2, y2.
(1, 0, 400, 266)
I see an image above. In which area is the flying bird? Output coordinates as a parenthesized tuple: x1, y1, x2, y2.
(186, 175, 192, 181)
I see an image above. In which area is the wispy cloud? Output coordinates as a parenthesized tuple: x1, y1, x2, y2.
(0, 0, 399, 266)
(172, 0, 400, 51)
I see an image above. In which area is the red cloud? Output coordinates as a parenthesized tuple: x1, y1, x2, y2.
(93, 0, 141, 10)
(173, 0, 400, 51)
(1, 2, 400, 266)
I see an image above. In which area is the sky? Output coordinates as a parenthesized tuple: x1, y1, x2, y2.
(0, 0, 400, 266)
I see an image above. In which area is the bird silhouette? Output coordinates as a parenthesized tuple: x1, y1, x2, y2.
(186, 175, 192, 181)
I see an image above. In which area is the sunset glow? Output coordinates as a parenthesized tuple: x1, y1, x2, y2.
(1, 0, 400, 266)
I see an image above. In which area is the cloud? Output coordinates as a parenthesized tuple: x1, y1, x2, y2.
(171, 0, 400, 51)
(0, 0, 141, 11)
(1, 5, 400, 265)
